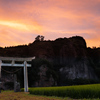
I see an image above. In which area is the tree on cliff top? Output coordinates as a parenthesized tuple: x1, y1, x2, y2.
(35, 35, 44, 41)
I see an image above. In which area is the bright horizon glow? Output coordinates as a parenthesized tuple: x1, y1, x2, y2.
(0, 21, 29, 30)
(0, 20, 43, 32)
(0, 0, 100, 47)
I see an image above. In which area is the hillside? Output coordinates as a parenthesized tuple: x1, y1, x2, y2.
(0, 36, 100, 89)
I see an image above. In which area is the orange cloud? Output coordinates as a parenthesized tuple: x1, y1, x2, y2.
(0, 0, 100, 47)
(0, 20, 43, 32)
(0, 21, 29, 31)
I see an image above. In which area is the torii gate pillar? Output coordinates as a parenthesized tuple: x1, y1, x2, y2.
(24, 61, 28, 92)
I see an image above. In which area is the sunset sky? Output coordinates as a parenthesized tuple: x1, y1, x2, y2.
(0, 0, 100, 47)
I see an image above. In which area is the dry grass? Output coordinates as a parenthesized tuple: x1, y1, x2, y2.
(0, 91, 70, 100)
(0, 91, 99, 100)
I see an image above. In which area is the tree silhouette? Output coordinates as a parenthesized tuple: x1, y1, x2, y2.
(35, 35, 44, 41)
(35, 35, 41, 41)
(41, 36, 44, 41)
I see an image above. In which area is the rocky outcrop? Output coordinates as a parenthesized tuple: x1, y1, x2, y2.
(52, 36, 98, 85)
(28, 36, 99, 86)
(1, 73, 14, 90)
(34, 65, 56, 87)
(60, 58, 98, 80)
(0, 36, 99, 87)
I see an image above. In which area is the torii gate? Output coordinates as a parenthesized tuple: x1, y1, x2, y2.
(0, 56, 35, 92)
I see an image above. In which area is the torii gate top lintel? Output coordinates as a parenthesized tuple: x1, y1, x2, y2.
(0, 56, 35, 92)
(0, 56, 35, 61)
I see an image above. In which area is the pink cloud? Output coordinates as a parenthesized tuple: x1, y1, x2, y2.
(0, 0, 100, 47)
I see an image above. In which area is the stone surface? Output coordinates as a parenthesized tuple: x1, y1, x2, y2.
(0, 36, 100, 87)
(34, 65, 55, 87)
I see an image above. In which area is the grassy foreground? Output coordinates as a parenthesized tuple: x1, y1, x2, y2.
(0, 91, 65, 100)
(29, 84, 100, 99)
(0, 91, 100, 100)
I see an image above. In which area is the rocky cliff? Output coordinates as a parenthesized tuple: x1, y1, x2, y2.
(0, 36, 100, 88)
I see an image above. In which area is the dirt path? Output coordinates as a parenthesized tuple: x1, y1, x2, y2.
(0, 91, 70, 100)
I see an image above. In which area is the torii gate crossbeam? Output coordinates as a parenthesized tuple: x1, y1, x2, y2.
(0, 56, 35, 92)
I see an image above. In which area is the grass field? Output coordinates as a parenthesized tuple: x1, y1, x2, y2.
(29, 84, 100, 99)
(0, 91, 100, 100)
(0, 91, 64, 100)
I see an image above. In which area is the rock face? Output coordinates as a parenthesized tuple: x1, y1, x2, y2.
(52, 37, 98, 84)
(28, 36, 98, 85)
(0, 36, 99, 87)
(60, 58, 97, 80)
(55, 37, 97, 80)
(34, 65, 55, 87)
(1, 73, 14, 90)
